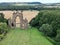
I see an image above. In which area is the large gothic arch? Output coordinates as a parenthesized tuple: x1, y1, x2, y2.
(8, 11, 28, 29)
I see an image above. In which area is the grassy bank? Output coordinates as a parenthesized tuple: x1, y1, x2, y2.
(0, 28, 53, 45)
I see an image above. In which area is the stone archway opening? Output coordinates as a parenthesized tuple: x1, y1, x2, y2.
(16, 16, 20, 28)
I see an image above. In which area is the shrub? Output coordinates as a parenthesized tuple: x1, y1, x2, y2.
(0, 34, 4, 41)
(0, 22, 8, 41)
(0, 22, 8, 34)
(55, 29, 60, 42)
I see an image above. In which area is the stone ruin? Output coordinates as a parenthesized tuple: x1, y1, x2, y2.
(8, 11, 28, 29)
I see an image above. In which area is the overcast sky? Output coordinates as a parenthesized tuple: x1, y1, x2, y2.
(0, 0, 60, 3)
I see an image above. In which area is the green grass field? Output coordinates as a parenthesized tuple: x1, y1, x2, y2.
(0, 28, 53, 45)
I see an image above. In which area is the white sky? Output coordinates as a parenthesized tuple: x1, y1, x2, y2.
(0, 0, 60, 3)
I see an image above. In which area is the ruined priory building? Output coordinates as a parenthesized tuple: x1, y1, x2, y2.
(0, 10, 39, 29)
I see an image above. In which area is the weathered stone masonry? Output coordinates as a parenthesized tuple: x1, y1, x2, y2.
(8, 11, 28, 29)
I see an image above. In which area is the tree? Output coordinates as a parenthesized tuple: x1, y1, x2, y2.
(39, 24, 54, 37)
(0, 13, 8, 24)
(0, 22, 8, 34)
(0, 13, 4, 22)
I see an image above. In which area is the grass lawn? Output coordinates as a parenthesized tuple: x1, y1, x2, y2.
(0, 28, 53, 45)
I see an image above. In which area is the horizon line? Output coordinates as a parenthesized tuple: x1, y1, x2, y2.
(0, 1, 60, 4)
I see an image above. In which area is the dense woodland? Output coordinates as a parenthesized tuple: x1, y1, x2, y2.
(30, 10, 60, 45)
